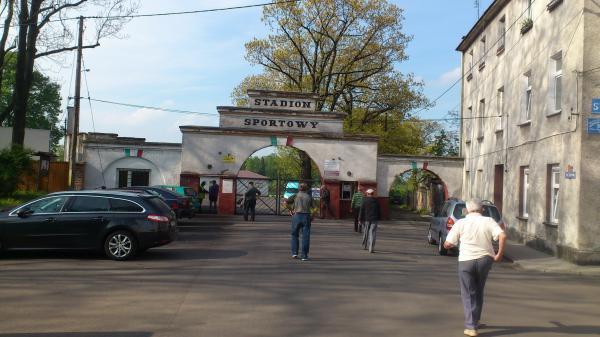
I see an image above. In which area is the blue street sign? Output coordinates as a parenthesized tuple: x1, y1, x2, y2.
(593, 99, 600, 114)
(587, 118, 600, 134)
(565, 171, 576, 179)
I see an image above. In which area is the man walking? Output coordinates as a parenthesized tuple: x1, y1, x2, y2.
(320, 185, 333, 219)
(359, 189, 380, 253)
(197, 181, 207, 213)
(444, 198, 506, 337)
(243, 181, 261, 222)
(208, 180, 219, 213)
(290, 183, 313, 261)
(350, 188, 365, 232)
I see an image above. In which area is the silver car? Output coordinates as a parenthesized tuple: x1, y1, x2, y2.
(427, 199, 503, 256)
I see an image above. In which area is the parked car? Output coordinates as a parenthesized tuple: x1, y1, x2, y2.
(283, 182, 299, 199)
(427, 199, 503, 256)
(156, 185, 200, 212)
(118, 186, 193, 219)
(0, 190, 177, 260)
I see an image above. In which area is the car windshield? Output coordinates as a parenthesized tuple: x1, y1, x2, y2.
(146, 196, 173, 215)
(453, 203, 467, 219)
(482, 205, 502, 222)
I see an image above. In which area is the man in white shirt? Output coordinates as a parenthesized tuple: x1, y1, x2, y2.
(444, 198, 506, 337)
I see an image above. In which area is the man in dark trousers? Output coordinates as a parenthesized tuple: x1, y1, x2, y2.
(444, 198, 506, 337)
(350, 188, 365, 232)
(290, 183, 313, 261)
(243, 181, 261, 222)
(208, 180, 219, 213)
(320, 185, 333, 219)
(359, 188, 380, 253)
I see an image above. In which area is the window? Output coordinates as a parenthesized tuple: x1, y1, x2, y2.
(479, 36, 487, 69)
(109, 198, 143, 212)
(478, 99, 485, 139)
(526, 0, 533, 19)
(552, 52, 563, 113)
(466, 106, 473, 142)
(476, 169, 483, 197)
(548, 164, 560, 223)
(520, 167, 530, 218)
(467, 49, 474, 80)
(524, 72, 533, 122)
(14, 196, 68, 215)
(67, 196, 110, 212)
(496, 87, 505, 131)
(118, 169, 150, 188)
(498, 16, 506, 52)
(465, 171, 471, 198)
(341, 182, 354, 200)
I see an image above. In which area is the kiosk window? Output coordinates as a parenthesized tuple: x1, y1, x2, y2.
(341, 182, 353, 200)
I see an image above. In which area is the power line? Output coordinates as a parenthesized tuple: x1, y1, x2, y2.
(82, 97, 218, 117)
(0, 0, 301, 28)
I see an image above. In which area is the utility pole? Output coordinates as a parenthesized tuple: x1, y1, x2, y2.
(69, 16, 84, 189)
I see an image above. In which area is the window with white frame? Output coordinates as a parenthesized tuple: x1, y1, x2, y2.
(520, 166, 530, 218)
(468, 49, 474, 73)
(496, 87, 504, 131)
(524, 72, 532, 122)
(478, 99, 485, 139)
(465, 171, 471, 198)
(549, 164, 560, 223)
(476, 169, 483, 198)
(498, 16, 506, 51)
(552, 52, 563, 113)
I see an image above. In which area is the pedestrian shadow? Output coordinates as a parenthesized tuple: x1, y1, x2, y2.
(481, 321, 600, 336)
(0, 332, 152, 337)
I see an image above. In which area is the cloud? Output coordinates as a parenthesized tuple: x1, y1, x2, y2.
(432, 67, 462, 86)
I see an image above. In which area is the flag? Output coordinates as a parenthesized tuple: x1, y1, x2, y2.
(411, 161, 417, 170)
(423, 161, 429, 170)
(270, 136, 277, 146)
(286, 136, 293, 146)
(124, 148, 143, 157)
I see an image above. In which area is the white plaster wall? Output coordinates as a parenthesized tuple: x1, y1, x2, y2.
(460, 0, 584, 252)
(577, 0, 600, 254)
(83, 144, 182, 189)
(181, 132, 378, 183)
(0, 127, 50, 152)
(377, 157, 464, 198)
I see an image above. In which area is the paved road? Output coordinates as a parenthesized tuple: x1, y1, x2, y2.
(1, 217, 599, 337)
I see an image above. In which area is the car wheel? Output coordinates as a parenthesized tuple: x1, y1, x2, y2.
(104, 231, 137, 261)
(427, 226, 436, 245)
(438, 234, 448, 256)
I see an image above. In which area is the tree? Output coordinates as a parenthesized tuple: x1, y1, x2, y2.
(0, 0, 138, 147)
(232, 0, 429, 169)
(1, 51, 63, 152)
(426, 129, 459, 157)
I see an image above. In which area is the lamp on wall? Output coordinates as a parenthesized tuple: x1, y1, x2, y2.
(347, 171, 352, 177)
(207, 164, 213, 170)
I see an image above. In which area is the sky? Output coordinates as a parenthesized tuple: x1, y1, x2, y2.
(39, 0, 494, 144)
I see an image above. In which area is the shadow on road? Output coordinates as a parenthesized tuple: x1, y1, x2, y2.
(481, 321, 600, 336)
(0, 332, 153, 337)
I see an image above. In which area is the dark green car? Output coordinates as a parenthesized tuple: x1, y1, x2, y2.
(156, 185, 201, 212)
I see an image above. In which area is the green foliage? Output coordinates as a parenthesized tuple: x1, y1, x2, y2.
(241, 146, 320, 180)
(0, 52, 63, 151)
(0, 147, 33, 196)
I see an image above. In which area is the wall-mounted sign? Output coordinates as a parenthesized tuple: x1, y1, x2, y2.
(592, 99, 600, 114)
(250, 97, 315, 111)
(222, 179, 234, 194)
(222, 153, 235, 163)
(244, 118, 319, 129)
(324, 160, 340, 177)
(565, 165, 576, 179)
(587, 118, 600, 134)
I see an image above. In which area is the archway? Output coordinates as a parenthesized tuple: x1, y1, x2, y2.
(388, 168, 447, 218)
(236, 145, 322, 216)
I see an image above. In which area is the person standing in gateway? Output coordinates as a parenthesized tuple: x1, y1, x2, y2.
(443, 198, 506, 337)
(197, 181, 207, 213)
(359, 188, 380, 253)
(208, 180, 220, 213)
(243, 181, 261, 222)
(290, 183, 313, 261)
(350, 188, 365, 233)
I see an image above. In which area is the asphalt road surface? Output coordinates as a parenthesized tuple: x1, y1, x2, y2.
(1, 216, 599, 337)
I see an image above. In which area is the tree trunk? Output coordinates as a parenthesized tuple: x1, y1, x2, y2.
(11, 0, 29, 147)
(299, 150, 312, 180)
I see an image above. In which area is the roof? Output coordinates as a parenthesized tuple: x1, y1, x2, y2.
(237, 170, 270, 180)
(456, 0, 510, 52)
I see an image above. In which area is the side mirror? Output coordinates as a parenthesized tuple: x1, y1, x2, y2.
(17, 209, 33, 218)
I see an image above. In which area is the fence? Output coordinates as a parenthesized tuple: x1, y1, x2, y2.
(18, 161, 70, 193)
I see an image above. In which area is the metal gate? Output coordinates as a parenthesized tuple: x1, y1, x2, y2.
(235, 178, 321, 216)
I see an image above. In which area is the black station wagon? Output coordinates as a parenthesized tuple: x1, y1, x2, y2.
(0, 191, 177, 260)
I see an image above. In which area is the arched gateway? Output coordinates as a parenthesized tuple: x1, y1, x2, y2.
(80, 90, 464, 219)
(179, 90, 380, 218)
